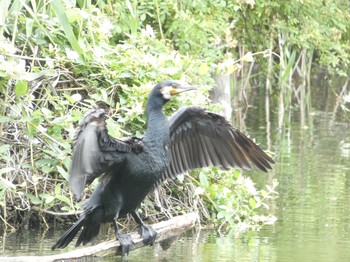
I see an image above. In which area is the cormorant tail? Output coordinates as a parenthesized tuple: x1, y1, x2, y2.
(52, 207, 103, 250)
(51, 216, 85, 250)
(75, 216, 102, 247)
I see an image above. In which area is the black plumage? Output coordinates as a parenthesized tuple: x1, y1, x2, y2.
(52, 80, 274, 256)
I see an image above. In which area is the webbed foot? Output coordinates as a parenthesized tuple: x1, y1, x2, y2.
(116, 233, 134, 256)
(138, 224, 157, 246)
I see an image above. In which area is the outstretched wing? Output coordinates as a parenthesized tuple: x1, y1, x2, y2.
(68, 108, 140, 200)
(160, 106, 274, 182)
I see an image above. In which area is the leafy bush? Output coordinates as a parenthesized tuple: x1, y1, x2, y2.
(0, 0, 286, 232)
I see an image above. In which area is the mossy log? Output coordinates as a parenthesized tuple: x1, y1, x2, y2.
(0, 212, 199, 262)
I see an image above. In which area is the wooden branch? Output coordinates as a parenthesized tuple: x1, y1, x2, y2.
(0, 212, 199, 262)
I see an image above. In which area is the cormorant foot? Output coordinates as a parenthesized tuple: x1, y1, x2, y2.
(138, 224, 157, 246)
(116, 233, 134, 256)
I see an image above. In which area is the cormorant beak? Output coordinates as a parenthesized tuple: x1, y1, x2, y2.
(160, 83, 196, 100)
(170, 85, 197, 96)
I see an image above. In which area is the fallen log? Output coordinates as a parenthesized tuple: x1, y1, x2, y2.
(0, 212, 199, 262)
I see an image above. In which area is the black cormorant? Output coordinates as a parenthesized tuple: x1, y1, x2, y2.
(52, 80, 274, 256)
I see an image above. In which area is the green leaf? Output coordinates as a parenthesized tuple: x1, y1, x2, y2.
(199, 172, 209, 187)
(50, 0, 83, 59)
(15, 80, 28, 97)
(0, 116, 12, 123)
(0, 177, 16, 189)
(63, 93, 82, 104)
(261, 189, 268, 197)
(0, 71, 8, 77)
(61, 206, 72, 212)
(55, 184, 61, 195)
(0, 144, 10, 154)
(45, 195, 55, 204)
(41, 166, 53, 173)
(39, 193, 50, 200)
(25, 193, 42, 205)
(249, 197, 257, 209)
(57, 166, 69, 180)
(0, 167, 15, 175)
(0, 0, 11, 29)
(217, 211, 226, 219)
(242, 52, 254, 62)
(281, 50, 296, 82)
(198, 63, 209, 75)
(55, 195, 72, 206)
(26, 17, 34, 38)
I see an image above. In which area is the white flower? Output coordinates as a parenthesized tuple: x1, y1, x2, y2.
(100, 18, 114, 37)
(244, 177, 257, 195)
(0, 59, 26, 78)
(65, 48, 79, 61)
(93, 46, 105, 59)
(0, 39, 17, 54)
(141, 25, 156, 38)
(142, 53, 157, 66)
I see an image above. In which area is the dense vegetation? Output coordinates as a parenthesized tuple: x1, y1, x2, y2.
(0, 0, 349, 232)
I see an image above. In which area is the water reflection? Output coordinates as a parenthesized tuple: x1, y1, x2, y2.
(265, 112, 350, 262)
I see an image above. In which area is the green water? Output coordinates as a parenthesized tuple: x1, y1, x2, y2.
(1, 84, 350, 261)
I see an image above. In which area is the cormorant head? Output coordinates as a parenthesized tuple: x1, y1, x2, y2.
(147, 80, 196, 111)
(156, 80, 196, 100)
(160, 80, 196, 100)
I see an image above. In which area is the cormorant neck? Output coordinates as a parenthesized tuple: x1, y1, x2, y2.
(146, 94, 167, 113)
(144, 96, 169, 143)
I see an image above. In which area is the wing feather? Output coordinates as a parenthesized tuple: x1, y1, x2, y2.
(159, 106, 274, 184)
(68, 108, 140, 200)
